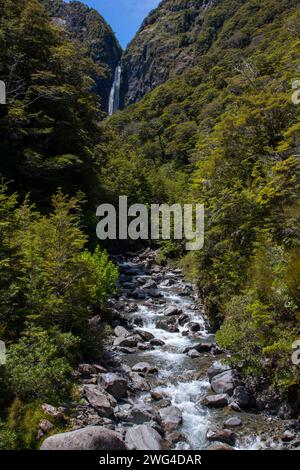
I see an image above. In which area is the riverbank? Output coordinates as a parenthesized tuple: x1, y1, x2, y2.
(40, 250, 300, 450)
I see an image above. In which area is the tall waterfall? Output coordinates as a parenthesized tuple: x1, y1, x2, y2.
(108, 65, 121, 115)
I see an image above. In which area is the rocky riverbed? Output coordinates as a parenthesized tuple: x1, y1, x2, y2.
(41, 250, 300, 451)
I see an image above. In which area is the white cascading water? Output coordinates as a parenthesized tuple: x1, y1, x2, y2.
(108, 65, 122, 115)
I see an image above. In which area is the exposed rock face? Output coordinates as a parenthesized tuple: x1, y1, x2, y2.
(125, 424, 162, 450)
(39, 0, 122, 110)
(40, 426, 126, 450)
(122, 0, 223, 105)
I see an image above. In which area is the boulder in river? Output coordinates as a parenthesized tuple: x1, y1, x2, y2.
(206, 427, 236, 446)
(114, 326, 131, 338)
(159, 406, 183, 432)
(135, 329, 155, 341)
(83, 385, 116, 416)
(113, 335, 141, 348)
(97, 373, 128, 399)
(211, 370, 238, 396)
(41, 426, 126, 450)
(115, 404, 156, 425)
(164, 306, 182, 317)
(150, 338, 165, 346)
(188, 349, 201, 358)
(202, 394, 229, 408)
(128, 372, 151, 392)
(125, 424, 162, 450)
(207, 362, 231, 382)
(132, 362, 158, 374)
(230, 386, 252, 409)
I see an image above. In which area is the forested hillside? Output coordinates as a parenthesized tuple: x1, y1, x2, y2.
(40, 0, 122, 109)
(105, 0, 300, 404)
(0, 0, 299, 451)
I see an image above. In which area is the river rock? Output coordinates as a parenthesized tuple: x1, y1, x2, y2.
(150, 338, 165, 346)
(114, 326, 131, 338)
(230, 386, 251, 409)
(132, 362, 158, 374)
(128, 372, 151, 392)
(189, 322, 201, 332)
(151, 391, 164, 401)
(41, 404, 64, 420)
(41, 426, 127, 450)
(113, 335, 141, 348)
(156, 317, 179, 333)
(159, 406, 182, 432)
(97, 373, 128, 399)
(211, 370, 238, 396)
(137, 343, 154, 351)
(188, 349, 201, 358)
(224, 417, 242, 428)
(83, 385, 116, 416)
(165, 306, 182, 316)
(125, 424, 162, 450)
(118, 347, 137, 354)
(39, 419, 54, 434)
(202, 394, 229, 408)
(135, 329, 155, 341)
(143, 280, 157, 290)
(184, 342, 213, 354)
(207, 362, 231, 382)
(178, 313, 189, 325)
(206, 428, 236, 446)
(115, 404, 155, 425)
(207, 443, 235, 451)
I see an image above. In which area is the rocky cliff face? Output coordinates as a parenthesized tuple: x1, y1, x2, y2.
(121, 0, 257, 106)
(121, 0, 219, 105)
(40, 0, 122, 111)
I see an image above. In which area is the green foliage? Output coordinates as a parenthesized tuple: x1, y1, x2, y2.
(6, 326, 78, 402)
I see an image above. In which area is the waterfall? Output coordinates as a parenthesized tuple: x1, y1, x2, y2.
(108, 65, 121, 115)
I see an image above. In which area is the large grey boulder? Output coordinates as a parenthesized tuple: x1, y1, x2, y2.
(97, 373, 128, 399)
(113, 335, 141, 348)
(202, 394, 229, 408)
(211, 370, 238, 396)
(128, 372, 151, 392)
(207, 362, 231, 382)
(125, 424, 162, 450)
(115, 404, 157, 425)
(159, 406, 182, 432)
(114, 326, 131, 338)
(41, 426, 126, 450)
(83, 385, 116, 416)
(135, 329, 155, 341)
(164, 306, 182, 317)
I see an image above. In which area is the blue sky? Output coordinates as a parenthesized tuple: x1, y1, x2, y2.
(68, 0, 161, 48)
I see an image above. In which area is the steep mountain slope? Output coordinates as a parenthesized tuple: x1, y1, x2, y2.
(40, 0, 122, 110)
(122, 0, 243, 105)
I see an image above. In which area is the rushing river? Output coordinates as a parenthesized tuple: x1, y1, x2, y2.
(112, 254, 295, 450)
